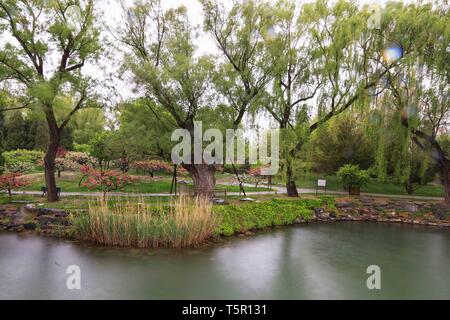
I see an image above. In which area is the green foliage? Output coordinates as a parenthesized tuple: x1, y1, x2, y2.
(0, 152, 4, 175)
(0, 0, 103, 198)
(337, 164, 369, 189)
(0, 111, 4, 174)
(213, 198, 333, 236)
(70, 108, 106, 145)
(121, 2, 215, 131)
(2, 111, 35, 150)
(310, 114, 374, 174)
(88, 132, 121, 168)
(438, 135, 450, 160)
(73, 143, 92, 154)
(2, 149, 44, 172)
(117, 99, 173, 160)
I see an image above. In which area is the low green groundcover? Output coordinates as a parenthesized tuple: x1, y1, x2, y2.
(214, 197, 335, 236)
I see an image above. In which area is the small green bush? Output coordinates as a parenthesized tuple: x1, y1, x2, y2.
(73, 143, 92, 154)
(214, 198, 332, 236)
(336, 164, 369, 188)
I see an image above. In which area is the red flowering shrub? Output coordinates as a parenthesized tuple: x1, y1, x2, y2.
(0, 173, 30, 201)
(248, 165, 271, 188)
(177, 166, 189, 176)
(80, 166, 133, 200)
(56, 147, 68, 159)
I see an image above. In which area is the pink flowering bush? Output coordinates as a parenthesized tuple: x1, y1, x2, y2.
(248, 165, 271, 188)
(80, 166, 133, 200)
(0, 173, 31, 201)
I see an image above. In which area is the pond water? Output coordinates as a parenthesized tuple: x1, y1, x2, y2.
(1, 223, 450, 299)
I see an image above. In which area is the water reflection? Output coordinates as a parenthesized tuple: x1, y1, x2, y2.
(1, 223, 449, 299)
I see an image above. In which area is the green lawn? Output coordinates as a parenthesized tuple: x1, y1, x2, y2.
(16, 172, 271, 194)
(294, 174, 444, 197)
(0, 194, 174, 210)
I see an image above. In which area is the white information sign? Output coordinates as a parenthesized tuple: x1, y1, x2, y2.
(317, 179, 327, 187)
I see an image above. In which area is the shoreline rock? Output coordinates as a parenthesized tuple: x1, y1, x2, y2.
(1, 196, 449, 241)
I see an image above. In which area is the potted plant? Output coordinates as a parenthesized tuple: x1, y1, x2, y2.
(337, 164, 369, 196)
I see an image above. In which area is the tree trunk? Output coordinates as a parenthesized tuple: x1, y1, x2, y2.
(404, 181, 414, 195)
(438, 160, 450, 205)
(286, 157, 299, 197)
(7, 188, 12, 202)
(44, 113, 61, 202)
(183, 164, 216, 199)
(44, 140, 60, 202)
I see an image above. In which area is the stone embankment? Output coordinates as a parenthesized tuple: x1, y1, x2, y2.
(0, 205, 72, 237)
(1, 197, 449, 239)
(295, 197, 450, 227)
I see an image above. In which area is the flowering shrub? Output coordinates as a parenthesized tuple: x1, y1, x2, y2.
(248, 165, 271, 188)
(54, 158, 79, 177)
(0, 173, 30, 201)
(7, 161, 35, 173)
(177, 166, 189, 176)
(66, 152, 97, 167)
(132, 160, 173, 177)
(2, 149, 44, 173)
(56, 147, 67, 158)
(80, 166, 133, 200)
(114, 156, 130, 173)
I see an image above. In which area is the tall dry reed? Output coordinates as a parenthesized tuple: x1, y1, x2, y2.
(71, 196, 220, 248)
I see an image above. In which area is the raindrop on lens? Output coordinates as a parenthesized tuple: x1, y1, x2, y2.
(383, 44, 403, 63)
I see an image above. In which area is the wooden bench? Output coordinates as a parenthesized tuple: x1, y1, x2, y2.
(176, 184, 227, 200)
(41, 187, 61, 197)
(192, 188, 227, 199)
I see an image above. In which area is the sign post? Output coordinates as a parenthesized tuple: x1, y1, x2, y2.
(316, 179, 327, 195)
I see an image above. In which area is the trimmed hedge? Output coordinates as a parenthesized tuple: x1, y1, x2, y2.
(214, 197, 335, 236)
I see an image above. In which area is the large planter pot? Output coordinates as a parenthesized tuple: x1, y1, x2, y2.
(348, 186, 361, 196)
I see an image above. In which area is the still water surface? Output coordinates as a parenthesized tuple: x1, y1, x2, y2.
(1, 223, 449, 299)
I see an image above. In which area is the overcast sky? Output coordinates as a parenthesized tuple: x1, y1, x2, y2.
(0, 0, 418, 97)
(1, 0, 421, 128)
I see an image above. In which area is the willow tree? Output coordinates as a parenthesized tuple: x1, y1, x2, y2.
(0, 0, 101, 201)
(201, 0, 275, 130)
(119, 1, 219, 194)
(387, 50, 449, 201)
(365, 1, 449, 202)
(259, 0, 320, 196)
(261, 0, 396, 196)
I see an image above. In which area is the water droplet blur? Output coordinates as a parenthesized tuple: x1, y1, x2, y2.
(383, 44, 403, 63)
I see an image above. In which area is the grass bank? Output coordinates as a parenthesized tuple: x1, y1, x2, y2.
(214, 197, 335, 236)
(70, 196, 335, 247)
